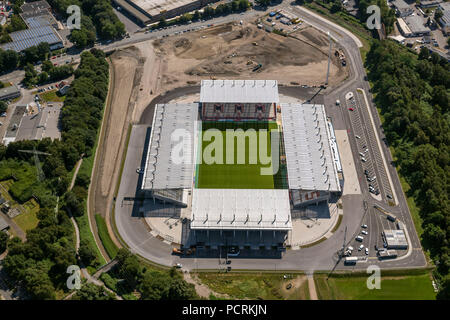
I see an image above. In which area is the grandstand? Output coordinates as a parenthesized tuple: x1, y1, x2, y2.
(141, 80, 343, 250)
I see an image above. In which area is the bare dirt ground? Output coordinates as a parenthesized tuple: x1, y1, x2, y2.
(153, 22, 347, 92)
(90, 46, 148, 255)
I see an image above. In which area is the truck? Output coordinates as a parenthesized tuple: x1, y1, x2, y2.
(377, 249, 397, 259)
(386, 213, 397, 222)
(344, 257, 358, 265)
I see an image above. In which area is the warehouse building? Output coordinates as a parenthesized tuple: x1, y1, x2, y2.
(438, 2, 450, 35)
(397, 15, 430, 37)
(391, 0, 414, 17)
(140, 80, 342, 251)
(383, 229, 408, 249)
(122, 0, 219, 24)
(0, 0, 63, 52)
(0, 85, 20, 101)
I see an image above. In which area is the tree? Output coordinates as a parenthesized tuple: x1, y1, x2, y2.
(331, 0, 342, 13)
(167, 278, 197, 300)
(0, 101, 7, 114)
(418, 46, 430, 60)
(0, 231, 7, 254)
(255, 0, 272, 6)
(434, 9, 443, 22)
(73, 283, 115, 300)
(78, 239, 98, 266)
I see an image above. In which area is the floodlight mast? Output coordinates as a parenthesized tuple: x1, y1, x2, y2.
(325, 31, 332, 86)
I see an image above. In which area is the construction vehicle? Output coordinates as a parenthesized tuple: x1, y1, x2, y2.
(252, 63, 262, 72)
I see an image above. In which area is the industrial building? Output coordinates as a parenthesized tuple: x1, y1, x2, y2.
(119, 0, 219, 24)
(140, 80, 343, 250)
(0, 85, 20, 101)
(0, 0, 63, 52)
(383, 229, 408, 249)
(397, 15, 430, 37)
(438, 2, 450, 35)
(391, 0, 414, 17)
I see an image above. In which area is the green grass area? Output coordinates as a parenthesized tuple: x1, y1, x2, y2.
(75, 210, 106, 267)
(95, 214, 119, 259)
(303, 2, 372, 59)
(314, 273, 436, 300)
(12, 199, 39, 231)
(39, 89, 66, 102)
(197, 272, 309, 300)
(196, 121, 285, 189)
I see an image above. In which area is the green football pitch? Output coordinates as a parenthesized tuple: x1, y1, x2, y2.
(195, 121, 287, 189)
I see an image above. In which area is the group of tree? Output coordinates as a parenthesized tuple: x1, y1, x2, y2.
(44, 0, 125, 48)
(110, 249, 198, 300)
(0, 49, 109, 299)
(365, 40, 449, 299)
(297, 0, 395, 35)
(0, 41, 53, 75)
(23, 60, 74, 87)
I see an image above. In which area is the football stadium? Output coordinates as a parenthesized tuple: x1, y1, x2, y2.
(141, 80, 343, 252)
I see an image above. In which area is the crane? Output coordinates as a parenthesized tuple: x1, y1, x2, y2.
(18, 148, 51, 182)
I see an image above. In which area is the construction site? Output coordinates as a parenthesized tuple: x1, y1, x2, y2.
(153, 22, 348, 91)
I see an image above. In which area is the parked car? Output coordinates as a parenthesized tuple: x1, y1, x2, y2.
(362, 230, 368, 235)
(361, 224, 368, 228)
(348, 107, 354, 111)
(358, 244, 364, 251)
(365, 248, 369, 255)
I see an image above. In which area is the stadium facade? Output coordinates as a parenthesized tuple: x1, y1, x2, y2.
(141, 80, 343, 250)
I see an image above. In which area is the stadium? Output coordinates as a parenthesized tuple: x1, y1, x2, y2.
(141, 80, 343, 252)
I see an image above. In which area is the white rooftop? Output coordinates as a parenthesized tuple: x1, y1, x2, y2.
(191, 189, 292, 230)
(131, 0, 199, 16)
(200, 80, 279, 104)
(142, 103, 198, 190)
(281, 103, 341, 192)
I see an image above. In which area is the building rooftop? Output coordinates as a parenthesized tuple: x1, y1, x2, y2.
(403, 15, 429, 34)
(0, 85, 20, 99)
(439, 2, 450, 26)
(384, 229, 408, 248)
(0, 215, 9, 231)
(15, 105, 62, 141)
(200, 80, 279, 104)
(142, 103, 198, 190)
(1, 25, 62, 52)
(131, 0, 200, 17)
(21, 0, 51, 14)
(190, 188, 292, 230)
(392, 0, 411, 11)
(281, 103, 341, 192)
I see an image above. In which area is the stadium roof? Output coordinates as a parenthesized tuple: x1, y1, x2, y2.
(200, 80, 279, 104)
(190, 189, 292, 230)
(142, 103, 198, 190)
(1, 26, 62, 52)
(281, 103, 341, 192)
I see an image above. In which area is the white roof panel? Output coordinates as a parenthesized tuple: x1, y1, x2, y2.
(281, 103, 341, 192)
(190, 189, 292, 230)
(200, 80, 279, 103)
(142, 103, 198, 190)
